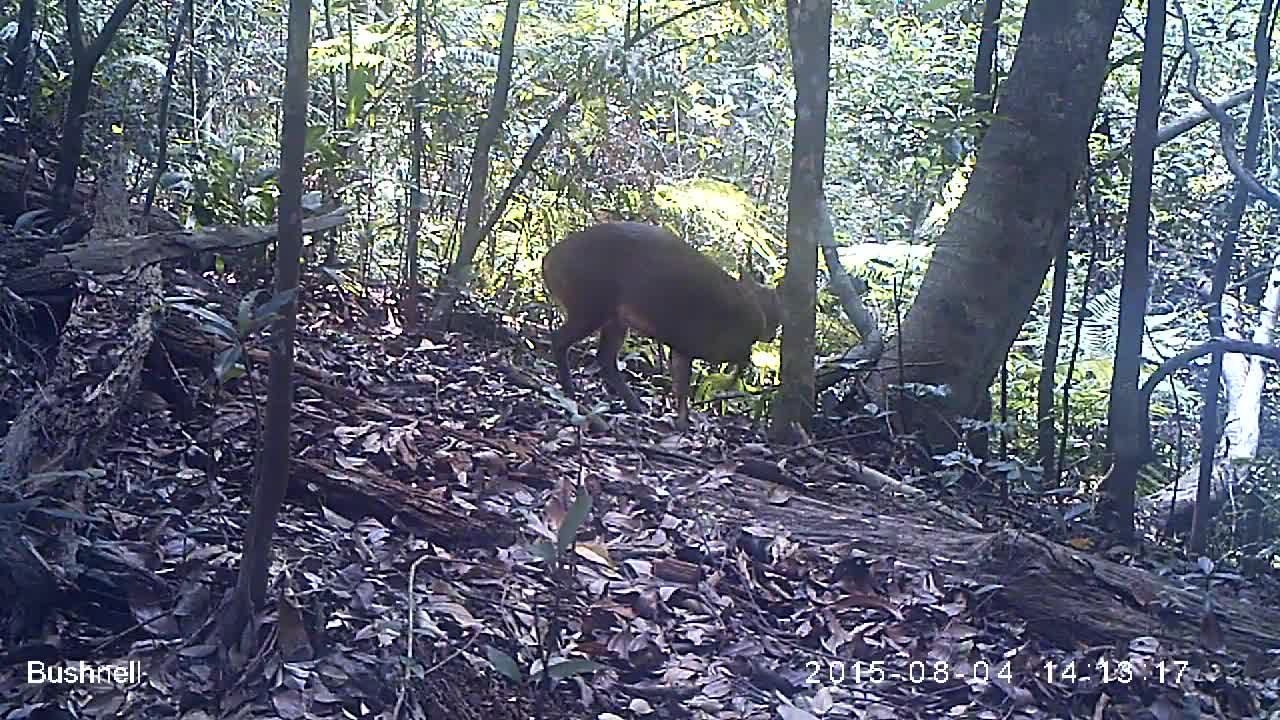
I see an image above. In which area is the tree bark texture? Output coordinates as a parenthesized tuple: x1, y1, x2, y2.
(686, 467, 1280, 659)
(1036, 226, 1069, 486)
(223, 0, 311, 647)
(876, 0, 1125, 449)
(52, 0, 141, 216)
(771, 0, 831, 441)
(973, 0, 1002, 113)
(403, 0, 426, 330)
(428, 0, 521, 329)
(1104, 0, 1164, 542)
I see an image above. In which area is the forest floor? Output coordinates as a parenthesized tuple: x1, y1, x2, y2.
(2, 271, 1279, 719)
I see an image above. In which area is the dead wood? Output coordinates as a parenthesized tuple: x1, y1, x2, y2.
(0, 273, 161, 488)
(680, 467, 1280, 659)
(0, 263, 162, 643)
(292, 458, 514, 547)
(6, 208, 348, 296)
(0, 151, 91, 220)
(0, 502, 59, 646)
(0, 170, 346, 647)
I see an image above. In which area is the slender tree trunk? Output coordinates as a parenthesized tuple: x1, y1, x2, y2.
(1057, 171, 1103, 487)
(189, 6, 200, 146)
(422, 1, 707, 301)
(53, 70, 93, 218)
(325, 0, 338, 130)
(1037, 224, 1069, 486)
(322, 0, 341, 264)
(142, 0, 193, 228)
(873, 0, 1124, 452)
(477, 96, 574, 243)
(1188, 0, 1273, 552)
(973, 0, 1002, 113)
(403, 0, 426, 330)
(52, 0, 141, 217)
(221, 0, 310, 648)
(1103, 0, 1164, 542)
(428, 0, 521, 330)
(1157, 82, 1273, 145)
(770, 0, 831, 442)
(5, 0, 37, 99)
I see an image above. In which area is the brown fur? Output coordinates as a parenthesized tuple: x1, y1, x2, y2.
(543, 222, 781, 428)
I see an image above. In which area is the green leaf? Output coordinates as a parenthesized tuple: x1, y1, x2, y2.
(546, 386, 580, 415)
(197, 322, 234, 341)
(253, 288, 299, 323)
(529, 542, 557, 565)
(250, 170, 279, 192)
(695, 371, 737, 402)
(238, 290, 268, 332)
(545, 658, 604, 681)
(158, 170, 190, 189)
(213, 346, 244, 383)
(556, 486, 593, 555)
(346, 68, 370, 127)
(23, 469, 106, 483)
(120, 54, 169, 77)
(1063, 502, 1093, 522)
(486, 647, 523, 682)
(15, 209, 50, 231)
(172, 303, 237, 341)
(31, 507, 101, 523)
(305, 123, 329, 152)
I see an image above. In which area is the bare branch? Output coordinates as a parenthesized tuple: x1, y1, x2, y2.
(1174, 0, 1280, 210)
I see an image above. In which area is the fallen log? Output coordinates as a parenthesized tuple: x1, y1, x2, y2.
(0, 187, 349, 645)
(7, 208, 348, 296)
(684, 464, 1280, 659)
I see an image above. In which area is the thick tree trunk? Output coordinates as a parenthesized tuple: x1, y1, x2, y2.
(874, 0, 1124, 449)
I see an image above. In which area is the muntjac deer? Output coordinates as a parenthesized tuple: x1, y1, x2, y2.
(542, 222, 781, 429)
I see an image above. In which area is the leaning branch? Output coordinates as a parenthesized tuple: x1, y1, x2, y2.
(1156, 81, 1275, 144)
(1176, 2, 1280, 210)
(1138, 337, 1280, 460)
(1141, 338, 1280, 401)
